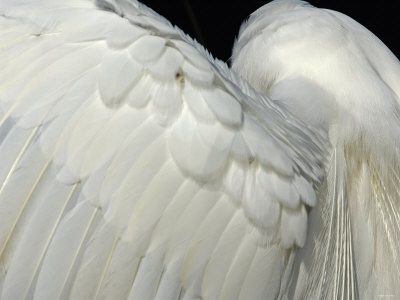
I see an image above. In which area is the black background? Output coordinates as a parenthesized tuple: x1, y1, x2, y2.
(141, 0, 400, 62)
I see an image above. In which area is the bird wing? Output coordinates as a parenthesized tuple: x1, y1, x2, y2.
(0, 0, 325, 299)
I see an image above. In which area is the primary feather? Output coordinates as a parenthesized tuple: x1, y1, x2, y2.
(0, 0, 398, 299)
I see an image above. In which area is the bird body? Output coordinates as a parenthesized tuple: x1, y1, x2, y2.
(234, 1, 400, 150)
(233, 1, 400, 298)
(0, 0, 398, 299)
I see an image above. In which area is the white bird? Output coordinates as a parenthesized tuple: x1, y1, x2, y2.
(0, 0, 398, 299)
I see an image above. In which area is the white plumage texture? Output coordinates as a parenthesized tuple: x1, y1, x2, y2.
(0, 0, 399, 299)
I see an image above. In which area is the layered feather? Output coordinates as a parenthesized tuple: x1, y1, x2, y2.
(232, 0, 400, 298)
(0, 0, 326, 299)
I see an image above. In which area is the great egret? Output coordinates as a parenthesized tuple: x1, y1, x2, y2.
(0, 0, 398, 299)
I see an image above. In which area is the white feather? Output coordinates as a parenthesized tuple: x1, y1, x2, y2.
(129, 35, 166, 63)
(10, 0, 400, 299)
(98, 50, 143, 106)
(233, 0, 400, 297)
(33, 201, 99, 300)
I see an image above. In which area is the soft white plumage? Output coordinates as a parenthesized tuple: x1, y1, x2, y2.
(0, 0, 398, 299)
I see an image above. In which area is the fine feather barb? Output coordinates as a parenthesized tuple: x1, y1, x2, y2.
(383, 168, 400, 236)
(0, 149, 51, 261)
(372, 169, 400, 276)
(126, 256, 144, 299)
(60, 208, 99, 299)
(28, 183, 80, 291)
(0, 126, 39, 195)
(92, 236, 120, 299)
(34, 204, 100, 300)
(0, 96, 87, 261)
(298, 148, 358, 299)
(1, 182, 80, 299)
